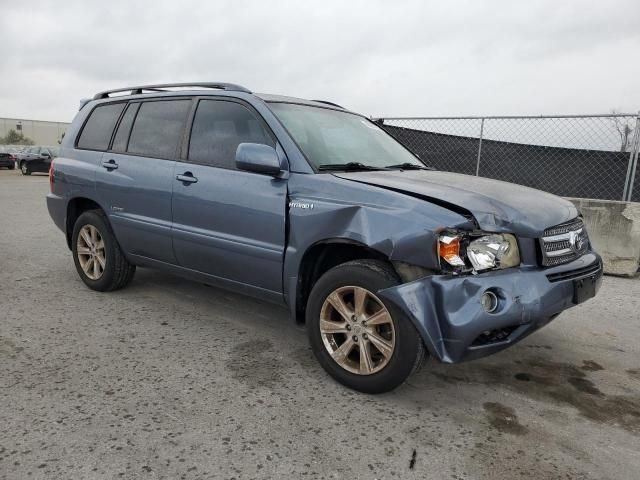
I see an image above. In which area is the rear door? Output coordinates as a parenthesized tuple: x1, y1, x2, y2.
(95, 98, 192, 264)
(38, 148, 55, 172)
(24, 147, 41, 169)
(171, 98, 287, 296)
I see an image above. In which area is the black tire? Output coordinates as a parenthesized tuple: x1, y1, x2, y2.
(20, 162, 30, 175)
(306, 259, 424, 393)
(7, 164, 15, 170)
(72, 210, 136, 291)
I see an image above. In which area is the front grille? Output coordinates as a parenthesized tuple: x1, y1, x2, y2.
(546, 260, 602, 283)
(540, 218, 589, 266)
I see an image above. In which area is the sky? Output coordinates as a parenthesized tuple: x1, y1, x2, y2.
(1, 0, 639, 123)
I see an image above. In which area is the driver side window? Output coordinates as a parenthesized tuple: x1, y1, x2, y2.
(188, 100, 274, 169)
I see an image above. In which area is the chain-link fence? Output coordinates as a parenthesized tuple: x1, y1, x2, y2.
(375, 114, 640, 202)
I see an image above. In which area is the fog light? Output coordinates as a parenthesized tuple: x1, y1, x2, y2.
(481, 291, 498, 313)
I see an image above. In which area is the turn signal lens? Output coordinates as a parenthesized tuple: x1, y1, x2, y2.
(439, 235, 465, 267)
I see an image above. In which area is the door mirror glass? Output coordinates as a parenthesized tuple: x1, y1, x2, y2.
(235, 143, 281, 175)
(41, 152, 51, 158)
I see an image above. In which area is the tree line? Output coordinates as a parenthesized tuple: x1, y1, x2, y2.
(0, 129, 35, 145)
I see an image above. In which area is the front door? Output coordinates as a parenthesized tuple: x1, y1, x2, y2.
(171, 99, 287, 296)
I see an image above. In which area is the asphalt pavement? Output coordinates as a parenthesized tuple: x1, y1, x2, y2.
(1, 168, 639, 479)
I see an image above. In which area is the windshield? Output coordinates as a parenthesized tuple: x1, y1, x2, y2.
(269, 103, 424, 170)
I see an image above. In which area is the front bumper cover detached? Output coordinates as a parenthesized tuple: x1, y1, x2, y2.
(378, 252, 603, 363)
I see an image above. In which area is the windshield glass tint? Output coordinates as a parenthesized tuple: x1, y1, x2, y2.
(268, 103, 423, 169)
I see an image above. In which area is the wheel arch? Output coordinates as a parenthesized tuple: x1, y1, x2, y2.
(65, 197, 105, 249)
(291, 238, 395, 325)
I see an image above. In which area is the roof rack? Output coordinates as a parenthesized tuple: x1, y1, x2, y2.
(311, 100, 344, 109)
(92, 82, 251, 99)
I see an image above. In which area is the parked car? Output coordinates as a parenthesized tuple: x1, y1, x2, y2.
(10, 146, 30, 163)
(0, 147, 16, 169)
(19, 146, 59, 175)
(47, 82, 603, 393)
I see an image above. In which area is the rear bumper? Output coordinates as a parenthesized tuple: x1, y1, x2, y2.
(378, 252, 603, 363)
(46, 193, 67, 234)
(0, 159, 14, 167)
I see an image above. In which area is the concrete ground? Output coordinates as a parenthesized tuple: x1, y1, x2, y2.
(0, 168, 639, 480)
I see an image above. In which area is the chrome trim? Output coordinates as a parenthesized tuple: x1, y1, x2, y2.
(540, 218, 589, 266)
(545, 247, 573, 257)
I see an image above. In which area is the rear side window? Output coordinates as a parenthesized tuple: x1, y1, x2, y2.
(127, 100, 191, 159)
(77, 103, 126, 151)
(111, 103, 139, 152)
(188, 100, 274, 169)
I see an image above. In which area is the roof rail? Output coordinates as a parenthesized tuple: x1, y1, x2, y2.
(311, 100, 344, 109)
(92, 82, 251, 100)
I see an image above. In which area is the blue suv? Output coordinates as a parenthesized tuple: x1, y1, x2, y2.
(47, 82, 603, 392)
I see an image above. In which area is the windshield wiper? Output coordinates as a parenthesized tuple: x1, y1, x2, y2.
(318, 162, 391, 172)
(386, 162, 431, 170)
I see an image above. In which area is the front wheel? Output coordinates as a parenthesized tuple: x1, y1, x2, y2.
(20, 162, 30, 175)
(306, 260, 424, 393)
(72, 210, 136, 291)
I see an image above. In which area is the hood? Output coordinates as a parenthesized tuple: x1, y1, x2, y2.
(333, 170, 578, 237)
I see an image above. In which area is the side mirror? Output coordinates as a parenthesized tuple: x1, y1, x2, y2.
(41, 153, 51, 159)
(235, 143, 281, 175)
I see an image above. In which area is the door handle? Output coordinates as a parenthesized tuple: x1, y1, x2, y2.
(176, 172, 198, 184)
(102, 159, 118, 170)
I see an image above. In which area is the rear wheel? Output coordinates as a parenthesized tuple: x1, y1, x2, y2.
(72, 210, 136, 291)
(8, 163, 15, 170)
(306, 259, 424, 393)
(20, 162, 30, 175)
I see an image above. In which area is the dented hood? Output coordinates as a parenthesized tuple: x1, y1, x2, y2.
(333, 170, 578, 237)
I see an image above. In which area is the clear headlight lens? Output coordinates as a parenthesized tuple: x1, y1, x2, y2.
(467, 234, 520, 271)
(439, 232, 520, 271)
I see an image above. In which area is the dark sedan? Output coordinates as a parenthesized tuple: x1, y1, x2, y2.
(19, 146, 59, 175)
(0, 146, 20, 169)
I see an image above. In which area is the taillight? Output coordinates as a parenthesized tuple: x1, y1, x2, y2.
(49, 160, 55, 192)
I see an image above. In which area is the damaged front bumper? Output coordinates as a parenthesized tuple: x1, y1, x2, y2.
(378, 252, 603, 363)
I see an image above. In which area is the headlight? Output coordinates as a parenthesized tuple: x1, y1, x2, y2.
(438, 234, 466, 267)
(439, 233, 520, 271)
(467, 234, 520, 271)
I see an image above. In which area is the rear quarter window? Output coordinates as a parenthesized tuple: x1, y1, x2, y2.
(77, 103, 126, 151)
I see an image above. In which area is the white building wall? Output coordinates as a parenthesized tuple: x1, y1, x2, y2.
(0, 118, 70, 146)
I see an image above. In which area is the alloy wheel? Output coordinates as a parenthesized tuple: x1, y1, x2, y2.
(319, 286, 396, 375)
(76, 224, 106, 280)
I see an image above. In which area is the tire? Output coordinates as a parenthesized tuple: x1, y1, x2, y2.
(72, 210, 136, 292)
(8, 163, 15, 170)
(20, 162, 30, 175)
(306, 259, 424, 393)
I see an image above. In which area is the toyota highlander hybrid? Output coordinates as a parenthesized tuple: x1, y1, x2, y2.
(47, 82, 603, 393)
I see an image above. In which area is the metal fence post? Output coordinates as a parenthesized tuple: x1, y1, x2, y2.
(475, 118, 484, 176)
(624, 114, 640, 201)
